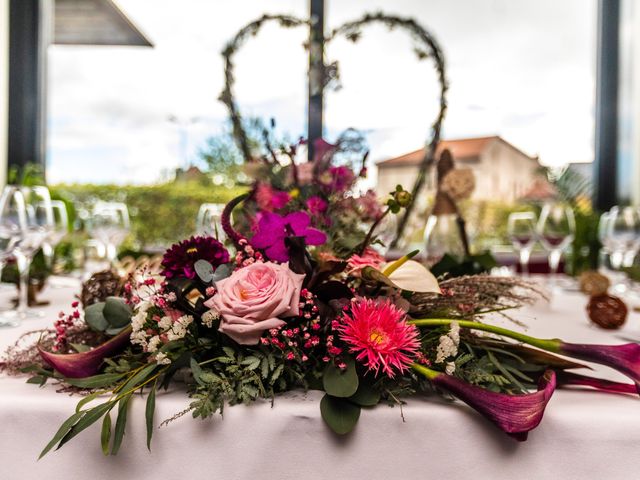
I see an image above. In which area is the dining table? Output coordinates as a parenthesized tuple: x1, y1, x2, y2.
(1, 277, 639, 480)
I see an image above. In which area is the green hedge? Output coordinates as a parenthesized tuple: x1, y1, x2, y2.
(51, 182, 246, 248)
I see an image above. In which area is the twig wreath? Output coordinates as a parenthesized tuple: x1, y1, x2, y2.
(219, 11, 448, 246)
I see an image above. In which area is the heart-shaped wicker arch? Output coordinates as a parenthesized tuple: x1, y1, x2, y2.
(219, 11, 448, 246)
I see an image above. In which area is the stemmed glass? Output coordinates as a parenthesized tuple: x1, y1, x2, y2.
(608, 206, 640, 268)
(537, 203, 576, 284)
(39, 200, 69, 269)
(605, 206, 640, 293)
(196, 203, 226, 241)
(0, 187, 27, 326)
(507, 212, 537, 276)
(0, 186, 53, 321)
(89, 202, 130, 265)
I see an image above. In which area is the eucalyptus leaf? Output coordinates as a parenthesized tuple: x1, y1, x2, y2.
(39, 411, 85, 459)
(103, 297, 133, 328)
(85, 302, 108, 332)
(211, 263, 232, 283)
(194, 259, 215, 283)
(323, 356, 358, 398)
(76, 392, 101, 413)
(57, 402, 114, 450)
(111, 394, 131, 455)
(320, 394, 361, 435)
(100, 412, 112, 456)
(349, 381, 381, 407)
(65, 372, 127, 389)
(145, 382, 157, 450)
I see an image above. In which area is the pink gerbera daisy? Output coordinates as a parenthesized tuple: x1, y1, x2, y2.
(336, 298, 420, 378)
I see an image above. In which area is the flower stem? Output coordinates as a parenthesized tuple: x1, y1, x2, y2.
(411, 362, 440, 380)
(409, 318, 562, 353)
(359, 207, 390, 255)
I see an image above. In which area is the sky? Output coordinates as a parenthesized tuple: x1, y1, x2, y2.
(46, 0, 597, 185)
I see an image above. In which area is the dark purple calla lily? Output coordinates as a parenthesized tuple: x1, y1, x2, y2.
(39, 326, 132, 378)
(559, 342, 640, 395)
(414, 364, 556, 441)
(556, 371, 637, 395)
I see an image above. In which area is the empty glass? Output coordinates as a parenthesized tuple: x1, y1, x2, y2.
(423, 214, 466, 263)
(0, 186, 53, 322)
(608, 206, 640, 268)
(537, 203, 576, 281)
(196, 203, 226, 241)
(507, 212, 537, 275)
(39, 200, 69, 270)
(89, 202, 130, 264)
(0, 187, 27, 327)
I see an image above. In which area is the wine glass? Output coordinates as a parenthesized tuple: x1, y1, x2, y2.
(606, 206, 640, 293)
(537, 203, 576, 284)
(39, 200, 69, 269)
(507, 212, 537, 276)
(196, 203, 226, 241)
(89, 202, 130, 264)
(18, 186, 54, 318)
(40, 200, 70, 286)
(0, 186, 52, 322)
(608, 206, 640, 268)
(0, 187, 27, 326)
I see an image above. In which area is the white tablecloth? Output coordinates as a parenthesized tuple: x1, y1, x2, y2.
(1, 280, 639, 480)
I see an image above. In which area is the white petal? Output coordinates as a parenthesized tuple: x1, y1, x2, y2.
(382, 260, 440, 293)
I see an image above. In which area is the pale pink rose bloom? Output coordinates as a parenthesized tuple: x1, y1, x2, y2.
(346, 248, 385, 276)
(295, 162, 315, 185)
(205, 262, 305, 345)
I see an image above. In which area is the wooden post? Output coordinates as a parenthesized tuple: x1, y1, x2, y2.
(307, 0, 324, 161)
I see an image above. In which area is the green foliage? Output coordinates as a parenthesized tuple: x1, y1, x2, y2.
(198, 117, 267, 187)
(320, 394, 361, 435)
(85, 297, 132, 336)
(322, 356, 358, 398)
(50, 182, 246, 247)
(430, 251, 497, 278)
(188, 346, 301, 421)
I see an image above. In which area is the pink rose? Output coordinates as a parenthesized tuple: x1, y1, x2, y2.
(346, 248, 385, 276)
(205, 262, 305, 345)
(294, 162, 315, 185)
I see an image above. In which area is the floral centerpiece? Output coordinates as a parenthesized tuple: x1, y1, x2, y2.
(3, 138, 639, 457)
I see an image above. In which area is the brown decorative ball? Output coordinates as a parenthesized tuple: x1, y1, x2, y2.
(579, 271, 610, 296)
(81, 270, 123, 308)
(587, 294, 628, 329)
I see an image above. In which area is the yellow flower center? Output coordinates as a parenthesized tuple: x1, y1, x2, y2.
(290, 188, 300, 198)
(187, 247, 198, 254)
(369, 329, 386, 345)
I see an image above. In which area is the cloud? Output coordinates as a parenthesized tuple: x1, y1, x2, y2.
(47, 0, 597, 184)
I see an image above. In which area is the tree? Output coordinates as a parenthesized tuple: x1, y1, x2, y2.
(198, 117, 267, 187)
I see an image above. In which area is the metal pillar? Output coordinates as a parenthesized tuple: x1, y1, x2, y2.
(307, 0, 324, 161)
(594, 0, 620, 210)
(8, 0, 51, 181)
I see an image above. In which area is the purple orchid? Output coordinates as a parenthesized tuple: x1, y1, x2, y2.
(251, 211, 327, 262)
(558, 342, 640, 395)
(557, 371, 638, 395)
(414, 364, 556, 441)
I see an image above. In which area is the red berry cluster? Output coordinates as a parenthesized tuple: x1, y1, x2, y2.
(259, 288, 322, 363)
(53, 301, 81, 352)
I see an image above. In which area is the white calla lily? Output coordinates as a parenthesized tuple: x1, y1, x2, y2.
(382, 259, 440, 293)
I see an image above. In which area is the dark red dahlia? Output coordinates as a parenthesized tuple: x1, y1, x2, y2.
(161, 236, 229, 280)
